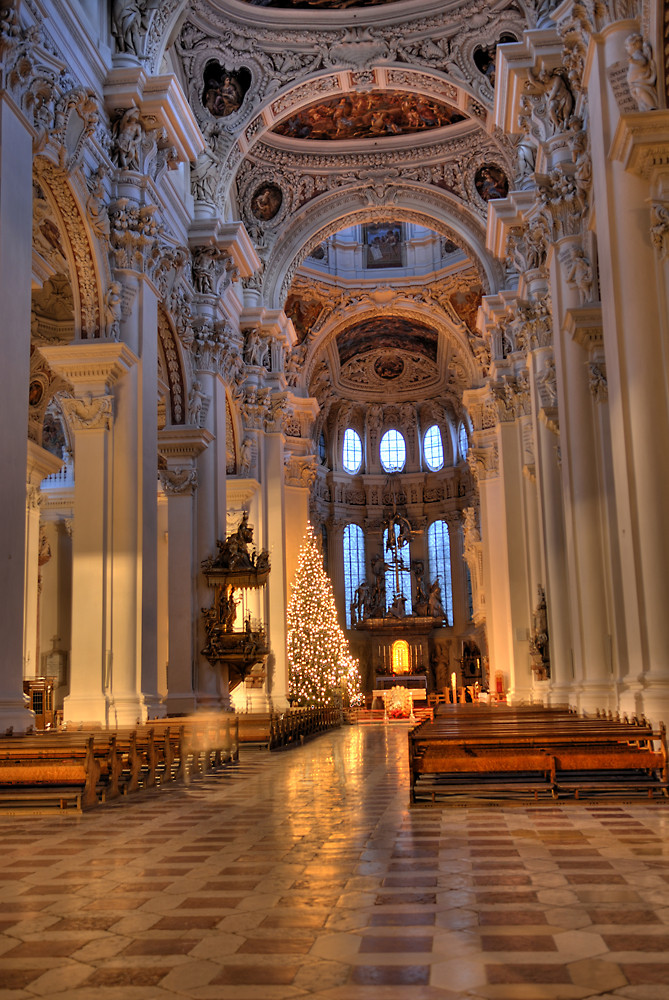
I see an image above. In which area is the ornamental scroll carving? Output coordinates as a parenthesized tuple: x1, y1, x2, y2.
(159, 468, 198, 495)
(284, 454, 317, 489)
(34, 161, 102, 338)
(650, 202, 669, 258)
(61, 394, 113, 432)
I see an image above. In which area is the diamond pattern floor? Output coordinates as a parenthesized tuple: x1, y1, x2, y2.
(0, 724, 668, 999)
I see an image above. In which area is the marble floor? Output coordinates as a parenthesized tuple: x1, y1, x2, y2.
(0, 723, 668, 1000)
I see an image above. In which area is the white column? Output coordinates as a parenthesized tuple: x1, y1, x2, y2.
(156, 492, 168, 702)
(110, 274, 161, 724)
(264, 429, 289, 709)
(606, 96, 669, 722)
(530, 347, 573, 705)
(549, 241, 614, 712)
(0, 92, 36, 733)
(23, 444, 63, 682)
(326, 518, 346, 628)
(194, 369, 228, 710)
(42, 343, 136, 726)
(158, 426, 213, 715)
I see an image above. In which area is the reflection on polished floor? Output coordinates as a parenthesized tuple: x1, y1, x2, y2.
(0, 724, 668, 999)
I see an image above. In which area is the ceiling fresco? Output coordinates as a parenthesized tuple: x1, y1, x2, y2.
(273, 92, 466, 141)
(336, 317, 439, 367)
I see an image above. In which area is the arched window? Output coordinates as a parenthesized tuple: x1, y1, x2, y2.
(342, 428, 362, 474)
(318, 431, 327, 464)
(343, 524, 366, 628)
(427, 520, 454, 626)
(423, 424, 444, 471)
(379, 429, 406, 472)
(392, 640, 410, 674)
(383, 522, 413, 615)
(458, 423, 469, 461)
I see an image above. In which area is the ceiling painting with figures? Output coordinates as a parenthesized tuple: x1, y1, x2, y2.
(273, 92, 466, 141)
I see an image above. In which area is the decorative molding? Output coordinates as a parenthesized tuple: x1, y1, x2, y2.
(61, 394, 114, 432)
(159, 467, 198, 495)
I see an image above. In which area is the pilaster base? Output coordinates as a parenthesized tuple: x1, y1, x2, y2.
(0, 700, 35, 735)
(108, 696, 151, 727)
(244, 687, 272, 713)
(165, 694, 198, 716)
(577, 684, 618, 717)
(637, 681, 669, 728)
(63, 694, 110, 728)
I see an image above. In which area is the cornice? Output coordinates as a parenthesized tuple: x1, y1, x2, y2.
(610, 110, 669, 182)
(38, 342, 138, 393)
(564, 302, 603, 350)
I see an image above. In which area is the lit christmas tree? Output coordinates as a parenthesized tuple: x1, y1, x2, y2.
(287, 524, 363, 707)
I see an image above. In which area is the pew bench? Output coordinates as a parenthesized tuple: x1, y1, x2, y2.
(409, 709, 668, 803)
(0, 735, 102, 810)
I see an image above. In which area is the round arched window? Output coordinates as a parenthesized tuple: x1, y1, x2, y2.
(342, 428, 363, 474)
(458, 424, 469, 460)
(423, 425, 444, 471)
(380, 429, 406, 472)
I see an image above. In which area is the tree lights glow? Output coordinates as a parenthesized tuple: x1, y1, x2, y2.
(287, 524, 363, 707)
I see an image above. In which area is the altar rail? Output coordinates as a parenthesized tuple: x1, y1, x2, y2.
(409, 704, 668, 803)
(0, 714, 239, 812)
(236, 706, 342, 749)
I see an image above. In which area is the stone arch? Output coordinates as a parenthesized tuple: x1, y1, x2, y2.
(262, 190, 503, 308)
(33, 158, 106, 339)
(305, 296, 481, 400)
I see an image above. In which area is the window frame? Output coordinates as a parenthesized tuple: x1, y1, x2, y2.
(379, 428, 407, 473)
(342, 427, 363, 475)
(423, 423, 444, 472)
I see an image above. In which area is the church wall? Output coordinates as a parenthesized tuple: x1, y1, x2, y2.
(1, 0, 668, 731)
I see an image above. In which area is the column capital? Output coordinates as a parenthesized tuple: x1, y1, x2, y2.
(39, 342, 137, 395)
(158, 426, 214, 465)
(564, 303, 603, 351)
(189, 219, 260, 280)
(103, 67, 204, 166)
(26, 440, 63, 488)
(61, 394, 114, 432)
(610, 110, 669, 188)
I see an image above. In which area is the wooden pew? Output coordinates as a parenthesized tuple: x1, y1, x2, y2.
(0, 735, 103, 810)
(409, 706, 668, 803)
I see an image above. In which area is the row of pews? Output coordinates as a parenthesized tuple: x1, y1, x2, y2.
(409, 704, 669, 803)
(236, 705, 342, 749)
(0, 715, 239, 813)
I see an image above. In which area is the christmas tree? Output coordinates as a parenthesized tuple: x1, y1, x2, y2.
(287, 524, 363, 707)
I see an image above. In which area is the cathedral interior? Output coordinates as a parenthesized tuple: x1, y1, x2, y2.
(1, 0, 669, 994)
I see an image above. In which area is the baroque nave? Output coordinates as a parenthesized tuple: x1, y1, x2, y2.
(1, 3, 669, 998)
(4, 0, 669, 730)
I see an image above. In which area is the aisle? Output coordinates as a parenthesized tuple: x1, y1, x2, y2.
(0, 724, 668, 999)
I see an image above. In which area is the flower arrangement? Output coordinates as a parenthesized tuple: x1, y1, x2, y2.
(383, 685, 413, 719)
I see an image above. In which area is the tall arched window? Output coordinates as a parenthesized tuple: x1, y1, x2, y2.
(342, 428, 362, 474)
(383, 522, 413, 615)
(343, 523, 366, 628)
(423, 424, 444, 471)
(458, 423, 469, 462)
(379, 429, 406, 472)
(427, 520, 454, 626)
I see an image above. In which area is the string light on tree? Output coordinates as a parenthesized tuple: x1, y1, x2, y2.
(287, 524, 363, 707)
